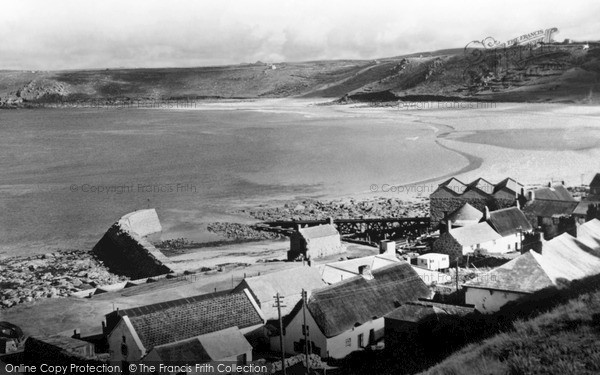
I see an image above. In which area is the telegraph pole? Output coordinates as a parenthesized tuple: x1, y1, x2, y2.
(455, 257, 460, 292)
(302, 289, 310, 374)
(274, 293, 287, 375)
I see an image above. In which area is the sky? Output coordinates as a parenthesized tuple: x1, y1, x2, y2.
(1, 0, 599, 70)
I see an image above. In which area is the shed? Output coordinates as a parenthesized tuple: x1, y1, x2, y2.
(416, 253, 450, 270)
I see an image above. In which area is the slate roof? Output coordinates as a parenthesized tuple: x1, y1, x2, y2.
(306, 263, 431, 338)
(590, 173, 600, 188)
(299, 224, 339, 240)
(463, 251, 556, 293)
(434, 177, 522, 198)
(573, 201, 592, 217)
(110, 290, 263, 350)
(234, 266, 326, 321)
(525, 200, 579, 218)
(493, 178, 523, 195)
(151, 327, 251, 363)
(448, 222, 502, 247)
(445, 203, 483, 226)
(385, 301, 475, 323)
(530, 185, 575, 202)
(466, 178, 495, 195)
(487, 207, 533, 236)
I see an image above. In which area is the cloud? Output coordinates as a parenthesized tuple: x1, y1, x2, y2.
(1, 0, 599, 69)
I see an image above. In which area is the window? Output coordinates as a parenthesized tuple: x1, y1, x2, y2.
(345, 338, 351, 347)
(358, 333, 364, 348)
(302, 324, 309, 336)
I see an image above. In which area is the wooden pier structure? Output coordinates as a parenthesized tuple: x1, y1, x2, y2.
(258, 217, 431, 242)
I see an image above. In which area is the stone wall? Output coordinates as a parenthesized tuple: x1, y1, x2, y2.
(430, 197, 516, 226)
(432, 233, 463, 260)
(92, 209, 174, 279)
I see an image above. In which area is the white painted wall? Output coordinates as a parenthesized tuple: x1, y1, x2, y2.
(462, 233, 524, 255)
(271, 303, 327, 357)
(326, 318, 385, 359)
(107, 317, 146, 363)
(465, 287, 528, 313)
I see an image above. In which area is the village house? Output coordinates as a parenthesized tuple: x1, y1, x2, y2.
(523, 183, 578, 239)
(232, 265, 326, 350)
(317, 242, 399, 284)
(439, 203, 483, 233)
(24, 335, 98, 363)
(103, 290, 264, 363)
(433, 206, 532, 258)
(384, 301, 475, 360)
(288, 223, 344, 261)
(142, 327, 253, 374)
(278, 263, 431, 359)
(463, 232, 600, 313)
(574, 174, 600, 222)
(430, 177, 523, 226)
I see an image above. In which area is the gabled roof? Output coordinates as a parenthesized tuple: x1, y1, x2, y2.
(487, 207, 533, 236)
(236, 266, 326, 321)
(573, 201, 592, 216)
(445, 203, 483, 226)
(530, 185, 575, 202)
(307, 263, 430, 337)
(385, 301, 475, 323)
(525, 200, 579, 218)
(493, 178, 523, 195)
(151, 327, 251, 363)
(436, 178, 467, 195)
(463, 251, 555, 293)
(466, 178, 495, 195)
(298, 224, 339, 239)
(448, 222, 502, 247)
(590, 173, 600, 188)
(110, 290, 263, 350)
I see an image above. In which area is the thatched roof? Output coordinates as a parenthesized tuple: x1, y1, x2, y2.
(487, 207, 532, 236)
(307, 263, 430, 337)
(385, 301, 475, 323)
(530, 185, 575, 202)
(525, 200, 578, 218)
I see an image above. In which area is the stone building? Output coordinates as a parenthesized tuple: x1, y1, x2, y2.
(522, 183, 577, 240)
(430, 177, 523, 227)
(288, 223, 344, 261)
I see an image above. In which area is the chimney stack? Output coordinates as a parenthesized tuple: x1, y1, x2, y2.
(528, 190, 535, 202)
(484, 206, 491, 221)
(379, 240, 396, 255)
(327, 217, 334, 225)
(447, 219, 452, 232)
(358, 265, 374, 280)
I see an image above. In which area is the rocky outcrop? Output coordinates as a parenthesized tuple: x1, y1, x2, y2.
(0, 250, 125, 309)
(92, 209, 174, 279)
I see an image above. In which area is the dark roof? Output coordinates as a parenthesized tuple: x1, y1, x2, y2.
(28, 335, 91, 351)
(590, 173, 600, 188)
(152, 327, 251, 363)
(466, 178, 495, 195)
(298, 224, 339, 239)
(530, 185, 575, 202)
(112, 290, 263, 350)
(493, 178, 522, 195)
(385, 301, 475, 322)
(307, 263, 430, 338)
(487, 207, 532, 236)
(524, 200, 578, 218)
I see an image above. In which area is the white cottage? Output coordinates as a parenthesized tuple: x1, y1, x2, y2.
(278, 263, 431, 359)
(288, 224, 344, 261)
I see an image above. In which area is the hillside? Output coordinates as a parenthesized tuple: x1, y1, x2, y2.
(1, 42, 600, 106)
(419, 276, 600, 375)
